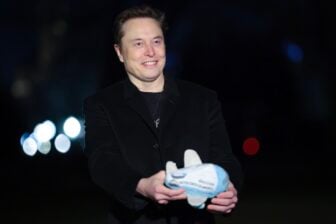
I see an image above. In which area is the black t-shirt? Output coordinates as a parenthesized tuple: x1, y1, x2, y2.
(140, 92, 162, 128)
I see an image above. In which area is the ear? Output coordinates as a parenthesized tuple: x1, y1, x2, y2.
(114, 44, 124, 63)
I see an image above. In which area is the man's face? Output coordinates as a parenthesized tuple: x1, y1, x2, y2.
(114, 17, 166, 85)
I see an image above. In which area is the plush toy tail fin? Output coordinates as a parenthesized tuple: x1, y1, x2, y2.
(166, 161, 178, 174)
(184, 149, 202, 167)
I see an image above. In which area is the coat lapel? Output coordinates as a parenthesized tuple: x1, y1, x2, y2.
(159, 78, 180, 134)
(123, 80, 158, 136)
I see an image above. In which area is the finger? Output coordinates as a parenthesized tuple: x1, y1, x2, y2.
(154, 194, 170, 201)
(158, 199, 168, 204)
(169, 192, 187, 200)
(211, 198, 235, 206)
(207, 203, 235, 213)
(156, 170, 166, 179)
(168, 189, 186, 198)
(227, 182, 237, 194)
(212, 194, 238, 203)
(153, 190, 177, 201)
(216, 191, 235, 199)
(153, 190, 186, 200)
(157, 186, 185, 197)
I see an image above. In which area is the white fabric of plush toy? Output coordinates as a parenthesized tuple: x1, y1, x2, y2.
(165, 149, 229, 209)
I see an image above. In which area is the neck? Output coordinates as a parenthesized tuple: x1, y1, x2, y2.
(129, 75, 164, 93)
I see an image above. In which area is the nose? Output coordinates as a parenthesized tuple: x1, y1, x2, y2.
(145, 44, 155, 57)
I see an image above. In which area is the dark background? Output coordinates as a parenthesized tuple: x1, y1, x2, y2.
(1, 0, 335, 223)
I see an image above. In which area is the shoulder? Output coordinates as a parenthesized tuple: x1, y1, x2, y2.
(84, 80, 124, 105)
(175, 79, 218, 100)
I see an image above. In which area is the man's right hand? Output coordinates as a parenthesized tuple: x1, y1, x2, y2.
(136, 170, 187, 204)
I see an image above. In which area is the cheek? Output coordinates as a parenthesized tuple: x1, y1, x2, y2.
(160, 49, 166, 58)
(128, 51, 144, 61)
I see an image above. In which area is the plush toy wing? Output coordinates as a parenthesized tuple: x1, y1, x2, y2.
(165, 149, 229, 209)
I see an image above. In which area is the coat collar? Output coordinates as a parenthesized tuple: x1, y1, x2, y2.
(123, 76, 179, 99)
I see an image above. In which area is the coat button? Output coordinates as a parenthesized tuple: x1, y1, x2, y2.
(153, 143, 159, 149)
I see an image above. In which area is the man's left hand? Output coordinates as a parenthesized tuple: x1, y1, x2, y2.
(206, 181, 238, 214)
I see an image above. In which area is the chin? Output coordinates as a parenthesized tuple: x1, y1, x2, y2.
(143, 75, 161, 82)
(143, 72, 162, 80)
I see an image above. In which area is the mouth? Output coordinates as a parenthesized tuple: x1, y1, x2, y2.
(142, 60, 158, 67)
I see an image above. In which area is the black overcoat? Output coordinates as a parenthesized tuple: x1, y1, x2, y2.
(84, 77, 243, 224)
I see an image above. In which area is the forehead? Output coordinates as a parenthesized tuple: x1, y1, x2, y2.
(121, 17, 163, 40)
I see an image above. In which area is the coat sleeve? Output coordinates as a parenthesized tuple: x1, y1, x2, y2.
(83, 96, 148, 210)
(207, 92, 244, 192)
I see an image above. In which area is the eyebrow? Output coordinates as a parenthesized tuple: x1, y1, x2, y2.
(153, 36, 164, 40)
(129, 38, 143, 43)
(129, 35, 163, 42)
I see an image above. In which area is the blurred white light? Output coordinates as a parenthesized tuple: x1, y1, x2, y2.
(38, 141, 52, 155)
(54, 134, 71, 153)
(20, 132, 30, 146)
(63, 116, 81, 138)
(22, 137, 38, 156)
(33, 120, 57, 142)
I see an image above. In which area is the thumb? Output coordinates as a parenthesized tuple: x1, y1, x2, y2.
(155, 170, 166, 181)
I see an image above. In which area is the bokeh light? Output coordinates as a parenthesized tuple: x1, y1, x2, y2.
(283, 41, 304, 63)
(22, 137, 38, 156)
(243, 137, 260, 156)
(19, 116, 83, 156)
(54, 134, 71, 153)
(63, 116, 81, 139)
(33, 120, 56, 143)
(20, 132, 31, 146)
(38, 141, 52, 155)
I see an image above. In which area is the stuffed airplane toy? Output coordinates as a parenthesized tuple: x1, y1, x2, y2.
(164, 149, 230, 209)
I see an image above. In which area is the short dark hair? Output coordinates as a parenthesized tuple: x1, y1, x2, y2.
(113, 5, 167, 45)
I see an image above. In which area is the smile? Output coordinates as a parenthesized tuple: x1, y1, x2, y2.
(142, 60, 158, 66)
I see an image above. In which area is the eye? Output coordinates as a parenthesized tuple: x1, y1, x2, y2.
(134, 41, 143, 47)
(153, 38, 162, 45)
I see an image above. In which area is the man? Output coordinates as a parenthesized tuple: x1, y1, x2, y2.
(84, 5, 243, 224)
